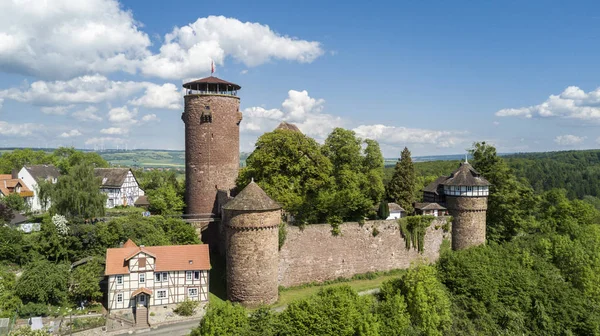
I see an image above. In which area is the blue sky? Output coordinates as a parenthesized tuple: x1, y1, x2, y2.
(1, 0, 600, 156)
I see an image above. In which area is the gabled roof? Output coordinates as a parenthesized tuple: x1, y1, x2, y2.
(222, 180, 281, 211)
(124, 247, 157, 261)
(123, 239, 138, 248)
(183, 76, 241, 90)
(105, 243, 210, 275)
(415, 202, 447, 211)
(23, 165, 61, 180)
(131, 287, 153, 297)
(0, 177, 33, 197)
(275, 122, 302, 133)
(94, 168, 131, 188)
(423, 176, 448, 194)
(441, 162, 490, 187)
(388, 203, 405, 212)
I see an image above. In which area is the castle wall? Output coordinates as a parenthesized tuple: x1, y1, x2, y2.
(445, 196, 487, 250)
(226, 209, 280, 305)
(278, 218, 450, 288)
(183, 94, 241, 216)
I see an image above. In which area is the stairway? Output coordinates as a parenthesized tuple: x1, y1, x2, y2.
(135, 306, 149, 327)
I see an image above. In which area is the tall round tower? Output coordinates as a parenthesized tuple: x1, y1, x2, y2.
(182, 77, 242, 216)
(223, 181, 281, 306)
(442, 161, 490, 250)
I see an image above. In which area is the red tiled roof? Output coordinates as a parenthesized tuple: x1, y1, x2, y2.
(0, 178, 32, 197)
(123, 239, 138, 248)
(105, 243, 210, 276)
(124, 247, 157, 261)
(131, 287, 153, 297)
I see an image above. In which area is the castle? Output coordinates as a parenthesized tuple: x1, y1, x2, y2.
(181, 76, 490, 306)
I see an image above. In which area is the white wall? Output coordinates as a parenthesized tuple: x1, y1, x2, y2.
(17, 168, 56, 212)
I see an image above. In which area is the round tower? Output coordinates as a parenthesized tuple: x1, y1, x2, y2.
(182, 77, 243, 216)
(442, 161, 490, 250)
(223, 181, 281, 306)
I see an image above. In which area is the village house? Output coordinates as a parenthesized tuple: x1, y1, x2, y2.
(104, 239, 210, 316)
(414, 202, 448, 217)
(386, 202, 405, 219)
(13, 165, 61, 212)
(0, 174, 34, 208)
(94, 168, 145, 208)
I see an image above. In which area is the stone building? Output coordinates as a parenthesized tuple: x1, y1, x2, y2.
(222, 180, 281, 306)
(182, 76, 242, 216)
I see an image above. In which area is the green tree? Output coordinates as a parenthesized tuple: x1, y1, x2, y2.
(15, 260, 69, 305)
(0, 267, 22, 318)
(193, 300, 250, 336)
(35, 178, 54, 212)
(52, 147, 108, 174)
(51, 163, 106, 219)
(0, 226, 26, 264)
(147, 184, 185, 215)
(4, 193, 27, 212)
(69, 259, 103, 304)
(0, 201, 13, 223)
(375, 294, 411, 336)
(470, 142, 537, 241)
(387, 147, 416, 214)
(237, 128, 332, 223)
(363, 139, 385, 205)
(0, 149, 55, 174)
(8, 326, 48, 336)
(377, 200, 390, 220)
(248, 306, 278, 336)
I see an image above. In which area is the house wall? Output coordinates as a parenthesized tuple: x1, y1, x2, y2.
(102, 171, 145, 208)
(107, 251, 208, 310)
(278, 218, 450, 287)
(17, 168, 55, 212)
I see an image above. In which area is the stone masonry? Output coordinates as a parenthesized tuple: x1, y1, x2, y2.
(445, 196, 487, 250)
(182, 94, 242, 215)
(278, 218, 450, 287)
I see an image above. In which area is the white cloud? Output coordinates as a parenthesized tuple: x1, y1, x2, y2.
(0, 98, 3, 110)
(108, 106, 138, 124)
(140, 15, 324, 79)
(128, 83, 182, 110)
(72, 106, 102, 122)
(240, 69, 248, 75)
(84, 136, 125, 146)
(141, 114, 159, 122)
(0, 121, 40, 136)
(241, 90, 342, 138)
(0, 0, 151, 79)
(41, 105, 75, 115)
(496, 86, 600, 121)
(353, 124, 466, 148)
(59, 129, 82, 138)
(100, 127, 128, 135)
(554, 134, 586, 146)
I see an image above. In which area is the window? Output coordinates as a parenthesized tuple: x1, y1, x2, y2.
(162, 272, 168, 282)
(116, 275, 123, 285)
(194, 271, 200, 280)
(155, 273, 161, 282)
(117, 293, 123, 303)
(139, 273, 145, 283)
(188, 288, 198, 297)
(157, 290, 167, 299)
(186, 271, 192, 281)
(138, 258, 146, 268)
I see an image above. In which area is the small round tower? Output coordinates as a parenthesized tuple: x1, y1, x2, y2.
(182, 77, 243, 216)
(223, 181, 281, 306)
(442, 161, 490, 250)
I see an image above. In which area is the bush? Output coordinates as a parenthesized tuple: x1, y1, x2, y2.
(19, 302, 50, 318)
(174, 299, 199, 316)
(278, 222, 287, 251)
(372, 226, 380, 237)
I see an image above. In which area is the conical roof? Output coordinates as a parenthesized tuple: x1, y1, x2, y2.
(223, 180, 281, 211)
(441, 162, 490, 187)
(275, 122, 302, 133)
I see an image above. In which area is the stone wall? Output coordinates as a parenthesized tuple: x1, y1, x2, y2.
(278, 218, 450, 287)
(183, 94, 241, 216)
(445, 196, 487, 250)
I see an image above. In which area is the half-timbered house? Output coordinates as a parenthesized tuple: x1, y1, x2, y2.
(104, 239, 210, 312)
(94, 168, 144, 208)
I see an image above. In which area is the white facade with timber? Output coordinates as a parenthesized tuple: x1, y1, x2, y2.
(105, 239, 210, 311)
(94, 168, 145, 208)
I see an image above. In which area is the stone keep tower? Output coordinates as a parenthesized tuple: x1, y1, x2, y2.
(182, 76, 242, 216)
(442, 161, 490, 250)
(222, 181, 281, 306)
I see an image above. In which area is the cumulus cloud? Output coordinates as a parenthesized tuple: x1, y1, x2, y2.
(59, 129, 82, 138)
(0, 0, 151, 79)
(140, 16, 324, 79)
(128, 83, 182, 110)
(41, 105, 75, 115)
(108, 106, 138, 124)
(100, 127, 128, 135)
(72, 106, 102, 122)
(554, 134, 586, 146)
(241, 90, 342, 138)
(353, 125, 466, 148)
(0, 121, 41, 136)
(141, 114, 159, 122)
(496, 86, 600, 121)
(84, 136, 125, 146)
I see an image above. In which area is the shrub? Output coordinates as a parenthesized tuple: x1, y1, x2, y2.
(372, 226, 380, 237)
(327, 215, 343, 236)
(278, 222, 287, 251)
(19, 302, 50, 318)
(174, 299, 199, 316)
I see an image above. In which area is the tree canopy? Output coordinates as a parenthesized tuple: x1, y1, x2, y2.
(387, 147, 416, 214)
(51, 162, 106, 219)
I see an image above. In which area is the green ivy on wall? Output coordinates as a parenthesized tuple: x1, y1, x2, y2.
(398, 215, 435, 253)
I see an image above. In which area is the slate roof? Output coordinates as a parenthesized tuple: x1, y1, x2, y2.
(423, 176, 448, 194)
(24, 165, 61, 180)
(10, 211, 28, 225)
(94, 168, 130, 188)
(183, 76, 241, 90)
(388, 203, 405, 212)
(275, 122, 302, 133)
(441, 162, 490, 187)
(222, 180, 281, 211)
(414, 202, 447, 211)
(105, 243, 210, 275)
(134, 195, 150, 206)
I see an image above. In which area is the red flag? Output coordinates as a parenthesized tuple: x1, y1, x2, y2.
(211, 60, 215, 74)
